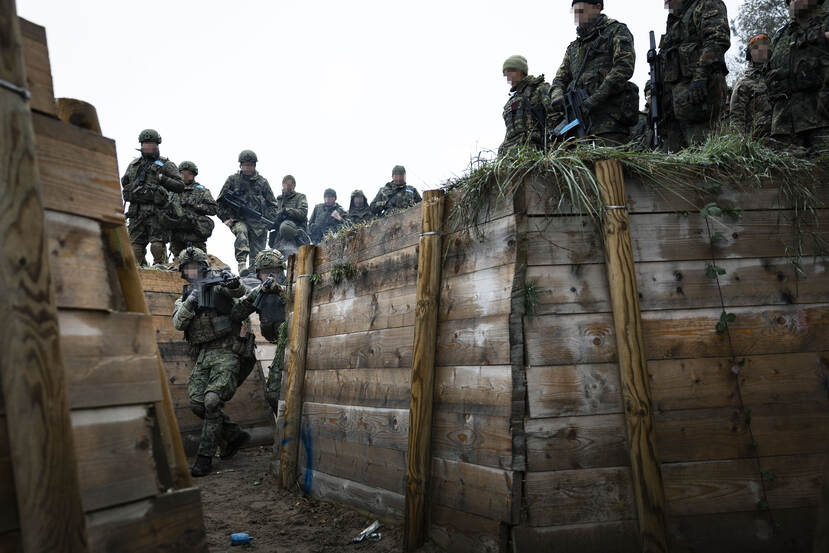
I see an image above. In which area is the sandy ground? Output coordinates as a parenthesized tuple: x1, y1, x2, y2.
(198, 446, 443, 553)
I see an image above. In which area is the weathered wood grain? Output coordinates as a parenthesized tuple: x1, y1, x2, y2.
(300, 403, 408, 452)
(437, 314, 511, 366)
(431, 410, 512, 470)
(526, 414, 629, 472)
(526, 364, 624, 419)
(430, 458, 516, 523)
(302, 368, 411, 409)
(434, 365, 512, 417)
(306, 325, 414, 370)
(0, 416, 17, 534)
(511, 520, 640, 553)
(0, 9, 88, 548)
(18, 17, 55, 116)
(429, 504, 507, 553)
(301, 468, 405, 521)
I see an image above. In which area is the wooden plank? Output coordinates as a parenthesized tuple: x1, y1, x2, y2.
(0, 11, 88, 549)
(301, 403, 408, 451)
(0, 416, 18, 534)
(662, 454, 826, 516)
(303, 368, 411, 409)
(138, 268, 184, 294)
(525, 304, 829, 366)
(430, 458, 515, 523)
(144, 290, 180, 317)
(307, 326, 414, 370)
(18, 17, 56, 116)
(511, 520, 640, 553)
(815, 456, 829, 553)
(429, 504, 507, 553)
(526, 210, 829, 266)
(526, 364, 623, 419)
(525, 466, 636, 527)
(432, 410, 512, 470)
(302, 468, 405, 521)
(309, 283, 417, 338)
(45, 210, 114, 311)
(32, 111, 124, 225)
(434, 365, 512, 417)
(71, 406, 159, 513)
(528, 257, 829, 315)
(150, 313, 181, 343)
(85, 488, 208, 553)
(437, 314, 511, 367)
(59, 310, 162, 409)
(526, 414, 629, 472)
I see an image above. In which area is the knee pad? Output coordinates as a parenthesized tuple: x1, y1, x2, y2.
(189, 400, 206, 419)
(204, 391, 222, 416)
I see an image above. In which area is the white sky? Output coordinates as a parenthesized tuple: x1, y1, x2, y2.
(18, 0, 745, 266)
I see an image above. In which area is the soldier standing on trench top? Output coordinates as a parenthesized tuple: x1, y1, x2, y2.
(370, 166, 421, 218)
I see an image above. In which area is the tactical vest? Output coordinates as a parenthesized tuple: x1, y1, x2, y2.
(660, 0, 709, 84)
(183, 288, 238, 346)
(503, 75, 547, 143)
(123, 158, 169, 205)
(771, 16, 829, 93)
(258, 293, 286, 342)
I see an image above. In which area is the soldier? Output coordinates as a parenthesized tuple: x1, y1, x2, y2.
(346, 189, 372, 224)
(308, 188, 346, 243)
(730, 34, 772, 137)
(498, 55, 556, 155)
(217, 150, 278, 274)
(631, 81, 653, 148)
(269, 175, 310, 257)
(172, 247, 255, 477)
(370, 166, 421, 218)
(121, 129, 184, 266)
(232, 250, 287, 414)
(768, 0, 829, 151)
(551, 1, 639, 145)
(657, 0, 731, 151)
(169, 161, 218, 259)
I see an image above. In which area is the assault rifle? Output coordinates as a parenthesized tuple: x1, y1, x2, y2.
(252, 273, 286, 310)
(550, 87, 592, 139)
(219, 190, 276, 227)
(647, 31, 663, 149)
(184, 270, 240, 310)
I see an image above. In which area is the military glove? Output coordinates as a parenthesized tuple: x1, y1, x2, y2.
(688, 79, 708, 104)
(581, 98, 595, 117)
(187, 289, 199, 306)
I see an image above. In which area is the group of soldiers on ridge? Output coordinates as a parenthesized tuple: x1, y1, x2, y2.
(121, 0, 829, 477)
(501, 0, 829, 155)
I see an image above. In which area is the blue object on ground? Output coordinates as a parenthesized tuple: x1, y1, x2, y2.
(230, 533, 252, 546)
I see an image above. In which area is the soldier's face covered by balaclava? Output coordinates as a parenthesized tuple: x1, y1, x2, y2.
(282, 178, 296, 195)
(352, 195, 365, 208)
(503, 69, 525, 87)
(181, 170, 196, 184)
(392, 172, 406, 185)
(572, 2, 602, 26)
(240, 162, 256, 177)
(182, 262, 200, 280)
(140, 141, 159, 159)
(324, 194, 336, 207)
(750, 43, 770, 64)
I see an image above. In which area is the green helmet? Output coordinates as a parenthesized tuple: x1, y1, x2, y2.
(179, 161, 198, 175)
(178, 246, 208, 270)
(138, 128, 162, 144)
(392, 165, 406, 175)
(254, 249, 285, 271)
(238, 150, 258, 164)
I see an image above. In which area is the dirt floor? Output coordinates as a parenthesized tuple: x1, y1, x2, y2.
(198, 446, 444, 553)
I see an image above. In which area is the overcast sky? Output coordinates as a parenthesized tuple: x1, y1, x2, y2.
(18, 0, 746, 266)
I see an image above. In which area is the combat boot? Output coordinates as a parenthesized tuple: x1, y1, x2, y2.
(220, 430, 251, 460)
(190, 454, 213, 477)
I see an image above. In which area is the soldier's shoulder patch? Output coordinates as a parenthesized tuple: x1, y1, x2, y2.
(195, 184, 205, 189)
(154, 160, 165, 167)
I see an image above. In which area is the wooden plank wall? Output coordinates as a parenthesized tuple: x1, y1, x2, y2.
(516, 175, 829, 552)
(139, 269, 275, 456)
(1, 18, 207, 552)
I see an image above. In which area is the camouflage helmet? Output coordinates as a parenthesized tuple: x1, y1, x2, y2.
(745, 33, 770, 61)
(178, 246, 208, 270)
(179, 160, 198, 175)
(238, 150, 258, 164)
(254, 249, 285, 271)
(392, 165, 406, 175)
(138, 128, 162, 144)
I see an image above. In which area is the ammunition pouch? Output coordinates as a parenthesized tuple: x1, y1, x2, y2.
(234, 332, 257, 386)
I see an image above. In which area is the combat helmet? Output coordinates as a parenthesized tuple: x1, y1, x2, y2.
(178, 246, 209, 272)
(254, 249, 286, 271)
(745, 33, 770, 61)
(138, 129, 162, 144)
(238, 150, 258, 164)
(179, 161, 198, 175)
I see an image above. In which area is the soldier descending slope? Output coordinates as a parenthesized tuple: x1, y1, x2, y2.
(346, 189, 372, 225)
(270, 174, 310, 257)
(498, 55, 555, 155)
(551, 1, 639, 145)
(169, 161, 218, 259)
(232, 249, 288, 414)
(121, 129, 184, 266)
(657, 0, 731, 150)
(730, 33, 773, 137)
(172, 247, 255, 477)
(768, 0, 829, 151)
(308, 188, 346, 243)
(370, 166, 421, 218)
(217, 150, 278, 274)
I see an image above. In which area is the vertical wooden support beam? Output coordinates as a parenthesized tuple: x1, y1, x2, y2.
(0, 3, 88, 551)
(103, 223, 193, 490)
(280, 245, 316, 489)
(595, 160, 668, 553)
(404, 190, 445, 552)
(814, 456, 829, 553)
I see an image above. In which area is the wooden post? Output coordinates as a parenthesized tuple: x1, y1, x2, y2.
(595, 160, 668, 553)
(0, 3, 88, 551)
(103, 223, 193, 489)
(56, 98, 101, 134)
(814, 456, 829, 553)
(280, 245, 316, 489)
(404, 190, 445, 552)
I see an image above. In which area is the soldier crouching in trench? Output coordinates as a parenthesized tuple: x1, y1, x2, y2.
(173, 247, 280, 476)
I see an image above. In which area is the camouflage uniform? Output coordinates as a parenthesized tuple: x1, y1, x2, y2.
(122, 153, 184, 265)
(270, 189, 310, 249)
(217, 172, 278, 268)
(170, 180, 218, 258)
(658, 0, 731, 151)
(172, 248, 251, 474)
(370, 182, 421, 217)
(308, 194, 346, 243)
(768, 7, 829, 151)
(346, 190, 372, 224)
(552, 13, 639, 144)
(630, 110, 652, 149)
(730, 62, 772, 137)
(499, 75, 556, 155)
